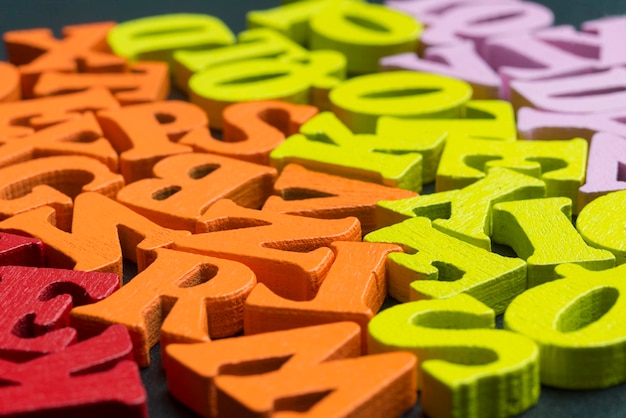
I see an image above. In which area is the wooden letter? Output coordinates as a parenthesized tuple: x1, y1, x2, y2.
(173, 28, 309, 92)
(107, 14, 234, 69)
(34, 62, 170, 105)
(577, 190, 626, 265)
(181, 100, 318, 165)
(117, 153, 276, 231)
(0, 88, 118, 140)
(0, 192, 190, 278)
(0, 155, 124, 231)
(329, 70, 472, 133)
(174, 199, 360, 301)
(381, 42, 500, 99)
(0, 325, 147, 418)
(377, 168, 545, 250)
(72, 248, 256, 367)
(270, 111, 425, 192)
(0, 232, 44, 267)
(578, 133, 626, 209)
(376, 100, 516, 183)
(188, 51, 345, 129)
(4, 22, 126, 97)
(0, 112, 118, 172)
(511, 68, 626, 113)
(491, 197, 615, 287)
(97, 101, 207, 182)
(365, 217, 526, 313)
(244, 241, 401, 349)
(505, 263, 626, 389)
(368, 294, 539, 418)
(0, 62, 20, 102)
(164, 322, 415, 418)
(309, 1, 422, 74)
(263, 164, 417, 234)
(0, 265, 118, 361)
(436, 136, 588, 211)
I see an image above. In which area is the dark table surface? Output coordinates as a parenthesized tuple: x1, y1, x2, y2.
(2, 1, 626, 417)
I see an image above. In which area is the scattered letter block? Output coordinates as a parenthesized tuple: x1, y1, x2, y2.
(0, 155, 124, 231)
(181, 100, 318, 165)
(0, 325, 147, 418)
(491, 197, 615, 286)
(97, 100, 207, 182)
(4, 22, 126, 97)
(244, 241, 401, 349)
(0, 192, 190, 277)
(0, 232, 44, 267)
(577, 190, 626, 265)
(34, 62, 170, 105)
(263, 164, 417, 234)
(578, 133, 626, 209)
(365, 217, 526, 313)
(164, 322, 416, 418)
(270, 111, 425, 192)
(329, 70, 472, 133)
(436, 136, 588, 210)
(377, 168, 545, 250)
(117, 153, 276, 231)
(505, 263, 626, 389)
(71, 248, 256, 367)
(107, 14, 235, 69)
(188, 51, 346, 129)
(0, 62, 20, 102)
(174, 199, 360, 301)
(0, 265, 118, 362)
(368, 294, 539, 418)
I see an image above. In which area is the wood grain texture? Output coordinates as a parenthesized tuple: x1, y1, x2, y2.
(244, 241, 401, 349)
(377, 168, 545, 250)
(577, 190, 626, 265)
(368, 294, 540, 418)
(365, 216, 526, 314)
(0, 232, 44, 267)
(377, 100, 517, 183)
(491, 197, 615, 287)
(35, 62, 170, 105)
(271, 111, 424, 192)
(0, 265, 118, 362)
(71, 248, 256, 367)
(0, 325, 147, 418)
(4, 22, 126, 97)
(436, 136, 588, 212)
(117, 152, 276, 231)
(174, 199, 360, 301)
(0, 155, 124, 231)
(0, 192, 190, 278)
(181, 100, 318, 165)
(505, 263, 626, 389)
(263, 163, 417, 234)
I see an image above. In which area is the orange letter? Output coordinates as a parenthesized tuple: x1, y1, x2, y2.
(72, 248, 256, 367)
(174, 199, 360, 300)
(117, 153, 275, 231)
(164, 322, 415, 418)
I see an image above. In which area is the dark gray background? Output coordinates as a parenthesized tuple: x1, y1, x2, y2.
(2, 1, 626, 417)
